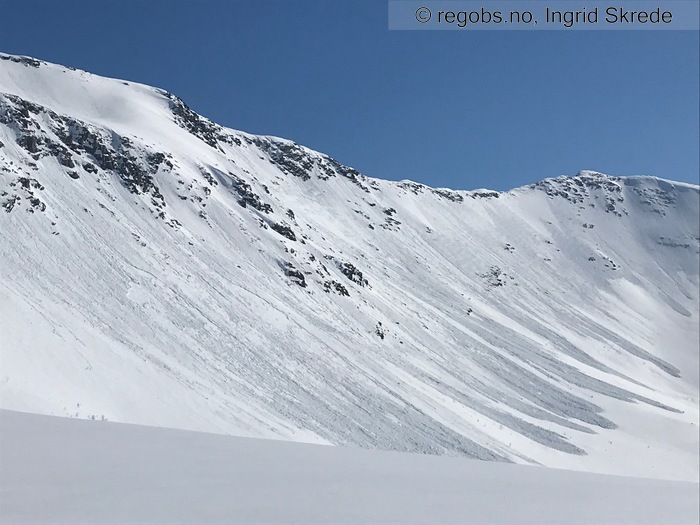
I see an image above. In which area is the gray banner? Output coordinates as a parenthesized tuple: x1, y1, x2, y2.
(389, 1, 700, 30)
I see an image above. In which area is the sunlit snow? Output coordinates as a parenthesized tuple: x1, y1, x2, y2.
(1, 53, 698, 483)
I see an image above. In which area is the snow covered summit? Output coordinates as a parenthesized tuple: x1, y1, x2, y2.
(1, 53, 698, 481)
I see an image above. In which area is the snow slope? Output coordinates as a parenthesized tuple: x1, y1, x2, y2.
(2, 409, 698, 525)
(1, 53, 698, 481)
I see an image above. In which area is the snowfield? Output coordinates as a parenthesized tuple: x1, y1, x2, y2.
(0, 53, 698, 483)
(1, 409, 698, 525)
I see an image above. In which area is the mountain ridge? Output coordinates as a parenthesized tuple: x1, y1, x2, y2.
(1, 52, 698, 481)
(3, 51, 692, 194)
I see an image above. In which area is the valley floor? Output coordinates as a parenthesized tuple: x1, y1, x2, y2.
(1, 409, 697, 525)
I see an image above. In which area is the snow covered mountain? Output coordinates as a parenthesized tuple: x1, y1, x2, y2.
(1, 53, 698, 481)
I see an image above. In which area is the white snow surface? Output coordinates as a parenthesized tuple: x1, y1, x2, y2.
(0, 53, 698, 481)
(1, 409, 698, 525)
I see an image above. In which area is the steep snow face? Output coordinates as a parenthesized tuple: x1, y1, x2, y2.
(1, 53, 698, 481)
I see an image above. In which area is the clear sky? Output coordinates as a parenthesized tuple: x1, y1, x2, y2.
(1, 0, 698, 190)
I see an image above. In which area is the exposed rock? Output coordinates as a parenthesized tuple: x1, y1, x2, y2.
(323, 280, 349, 296)
(375, 322, 386, 340)
(159, 90, 240, 150)
(338, 261, 368, 287)
(532, 173, 626, 216)
(270, 222, 296, 241)
(281, 262, 307, 287)
(0, 53, 41, 68)
(230, 173, 273, 213)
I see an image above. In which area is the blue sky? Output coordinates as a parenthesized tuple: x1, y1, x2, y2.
(1, 0, 697, 190)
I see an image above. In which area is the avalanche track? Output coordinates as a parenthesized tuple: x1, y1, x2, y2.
(1, 52, 698, 481)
